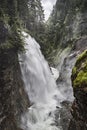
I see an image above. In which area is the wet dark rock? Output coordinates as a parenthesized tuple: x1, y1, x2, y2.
(0, 20, 8, 44)
(60, 100, 72, 108)
(55, 100, 72, 130)
(0, 49, 30, 130)
(74, 37, 87, 52)
(56, 106, 60, 109)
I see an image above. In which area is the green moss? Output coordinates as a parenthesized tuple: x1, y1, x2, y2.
(72, 49, 87, 88)
(76, 50, 87, 65)
(72, 67, 77, 75)
(73, 70, 87, 88)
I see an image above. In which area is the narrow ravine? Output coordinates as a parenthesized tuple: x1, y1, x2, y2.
(0, 0, 87, 130)
(19, 32, 65, 130)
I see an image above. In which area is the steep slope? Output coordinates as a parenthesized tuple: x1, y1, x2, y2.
(46, 1, 87, 130)
(0, 0, 47, 129)
(0, 48, 30, 130)
(46, 0, 87, 55)
(0, 0, 30, 129)
(68, 50, 87, 130)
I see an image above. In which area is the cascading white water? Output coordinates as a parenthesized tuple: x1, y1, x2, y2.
(19, 32, 64, 130)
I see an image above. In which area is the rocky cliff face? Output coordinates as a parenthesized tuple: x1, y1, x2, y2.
(68, 50, 87, 130)
(47, 0, 87, 67)
(47, 0, 87, 49)
(57, 0, 87, 47)
(48, 1, 87, 129)
(0, 4, 30, 129)
(0, 48, 30, 130)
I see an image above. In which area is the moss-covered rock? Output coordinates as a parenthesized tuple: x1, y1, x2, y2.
(72, 49, 87, 88)
(69, 50, 87, 130)
(76, 50, 87, 65)
(73, 70, 87, 87)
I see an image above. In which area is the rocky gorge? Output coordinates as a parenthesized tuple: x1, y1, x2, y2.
(0, 0, 87, 130)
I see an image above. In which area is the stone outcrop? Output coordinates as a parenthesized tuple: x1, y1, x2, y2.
(0, 0, 33, 129)
(68, 50, 87, 130)
(0, 48, 30, 130)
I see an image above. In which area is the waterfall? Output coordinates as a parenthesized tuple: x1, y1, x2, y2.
(19, 32, 64, 130)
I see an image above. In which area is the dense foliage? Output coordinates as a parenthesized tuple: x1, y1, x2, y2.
(0, 0, 45, 52)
